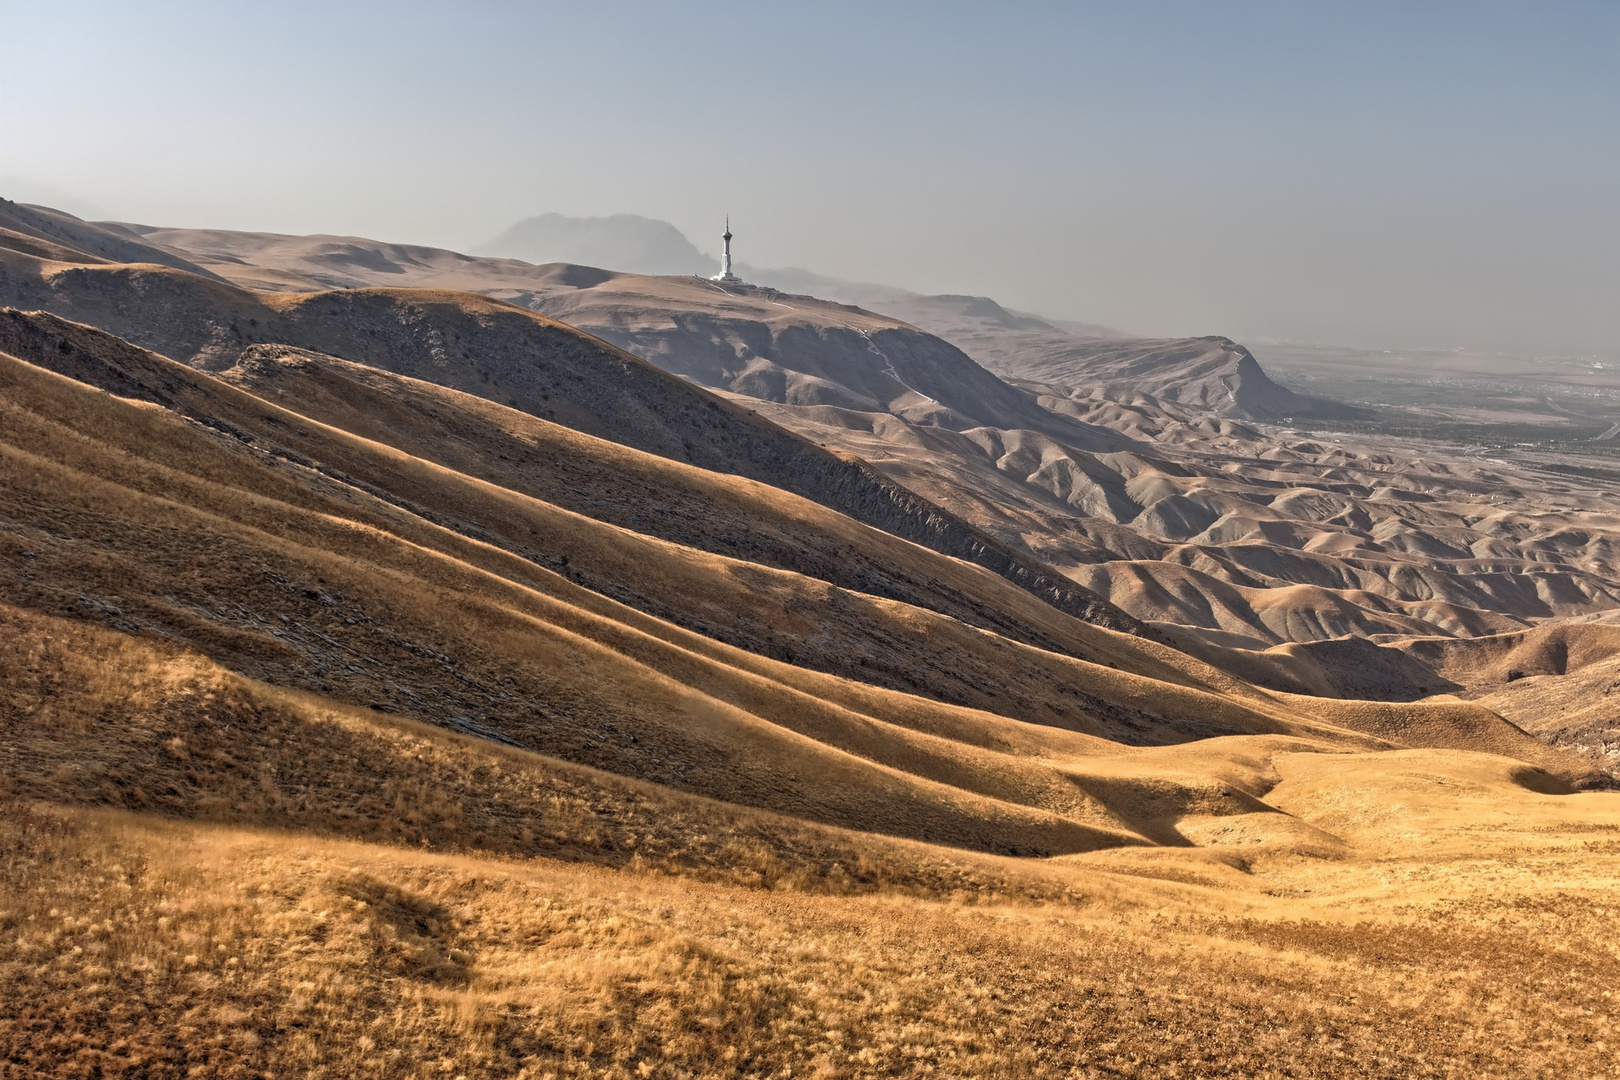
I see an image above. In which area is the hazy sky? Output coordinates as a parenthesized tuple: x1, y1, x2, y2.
(3, 1, 1617, 354)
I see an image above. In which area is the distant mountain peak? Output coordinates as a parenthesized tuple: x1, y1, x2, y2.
(474, 212, 712, 277)
(910, 294, 1058, 332)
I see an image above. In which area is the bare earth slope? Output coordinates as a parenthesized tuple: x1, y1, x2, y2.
(4, 310, 1593, 807)
(15, 214, 1620, 749)
(1390, 618, 1620, 776)
(858, 293, 1358, 421)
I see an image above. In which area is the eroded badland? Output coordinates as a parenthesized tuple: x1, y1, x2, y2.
(2, 199, 1618, 1078)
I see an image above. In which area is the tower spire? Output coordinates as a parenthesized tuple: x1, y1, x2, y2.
(712, 215, 741, 283)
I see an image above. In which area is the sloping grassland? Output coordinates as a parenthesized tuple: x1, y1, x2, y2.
(1, 215, 1618, 1077)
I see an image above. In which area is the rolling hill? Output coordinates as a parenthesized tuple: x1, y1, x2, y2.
(4, 199, 1620, 1076)
(97, 220, 1620, 658)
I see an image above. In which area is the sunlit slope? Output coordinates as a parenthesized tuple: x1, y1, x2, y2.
(1396, 618, 1620, 685)
(0, 345, 1316, 854)
(0, 354, 1165, 855)
(6, 806, 1617, 1080)
(57, 220, 1620, 651)
(993, 335, 1363, 421)
(4, 614, 1619, 1077)
(0, 198, 225, 280)
(1393, 619, 1620, 778)
(1, 603, 1090, 893)
(2, 331, 1603, 856)
(5, 272, 1620, 1073)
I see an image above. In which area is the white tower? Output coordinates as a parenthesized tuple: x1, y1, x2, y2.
(712, 217, 741, 283)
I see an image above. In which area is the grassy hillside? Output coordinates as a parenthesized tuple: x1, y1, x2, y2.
(3, 233, 1619, 1075)
(5, 695, 1619, 1078)
(3, 605, 1619, 1078)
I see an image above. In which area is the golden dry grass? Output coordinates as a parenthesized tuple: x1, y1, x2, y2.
(0, 605, 1079, 903)
(5, 577, 1620, 1077)
(5, 797, 1619, 1079)
(2, 292, 1618, 1075)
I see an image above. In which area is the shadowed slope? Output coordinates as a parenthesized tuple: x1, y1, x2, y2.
(12, 305, 1591, 782)
(1395, 619, 1620, 686)
(12, 215, 1620, 721)
(0, 604, 1098, 893)
(6, 325, 1606, 758)
(5, 605, 1619, 1076)
(1392, 619, 1620, 780)
(7, 211, 1620, 1080)
(3, 318, 1604, 853)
